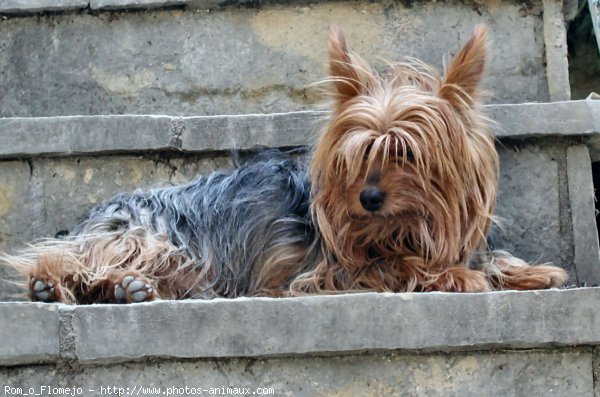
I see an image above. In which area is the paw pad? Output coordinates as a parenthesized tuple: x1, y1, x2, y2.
(114, 275, 156, 303)
(30, 278, 59, 302)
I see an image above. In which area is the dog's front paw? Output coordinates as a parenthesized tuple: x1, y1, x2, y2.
(29, 277, 62, 302)
(114, 275, 158, 303)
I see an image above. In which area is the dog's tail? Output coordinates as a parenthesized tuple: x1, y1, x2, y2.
(471, 250, 568, 290)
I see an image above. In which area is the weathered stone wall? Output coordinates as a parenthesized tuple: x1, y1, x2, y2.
(495, 142, 575, 278)
(0, 350, 593, 396)
(0, 0, 550, 117)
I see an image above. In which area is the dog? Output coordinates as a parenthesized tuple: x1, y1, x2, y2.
(1, 25, 568, 304)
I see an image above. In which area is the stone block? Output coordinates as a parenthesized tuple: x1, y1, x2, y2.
(0, 116, 176, 158)
(0, 2, 548, 117)
(0, 351, 592, 396)
(1, 102, 599, 160)
(491, 100, 600, 139)
(0, 303, 60, 365)
(0, 162, 36, 300)
(36, 156, 228, 237)
(567, 145, 600, 286)
(70, 289, 600, 363)
(543, 0, 571, 101)
(90, 0, 186, 9)
(0, 0, 86, 13)
(595, 347, 600, 397)
(494, 145, 568, 269)
(179, 112, 324, 151)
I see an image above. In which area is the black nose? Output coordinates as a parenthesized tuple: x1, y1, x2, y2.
(359, 188, 386, 212)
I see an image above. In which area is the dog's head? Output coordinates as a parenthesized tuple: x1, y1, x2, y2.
(311, 25, 497, 269)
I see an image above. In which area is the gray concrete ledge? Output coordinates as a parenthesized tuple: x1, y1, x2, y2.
(0, 303, 60, 365)
(0, 288, 599, 366)
(89, 0, 186, 11)
(489, 100, 600, 137)
(0, 0, 183, 13)
(0, 0, 88, 13)
(0, 101, 598, 160)
(0, 0, 389, 13)
(0, 0, 298, 13)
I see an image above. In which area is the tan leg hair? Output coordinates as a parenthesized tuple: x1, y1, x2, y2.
(482, 254, 568, 290)
(2, 241, 83, 303)
(423, 266, 491, 292)
(1, 226, 209, 303)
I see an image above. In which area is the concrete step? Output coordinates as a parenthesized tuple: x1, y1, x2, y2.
(0, 2, 590, 395)
(0, 100, 599, 301)
(0, 288, 598, 395)
(0, 0, 570, 117)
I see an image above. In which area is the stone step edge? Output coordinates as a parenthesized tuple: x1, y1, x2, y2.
(1, 0, 310, 15)
(0, 0, 210, 15)
(0, 287, 599, 366)
(0, 0, 579, 14)
(0, 100, 598, 161)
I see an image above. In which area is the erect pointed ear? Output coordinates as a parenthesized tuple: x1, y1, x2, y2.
(439, 24, 488, 104)
(328, 25, 370, 103)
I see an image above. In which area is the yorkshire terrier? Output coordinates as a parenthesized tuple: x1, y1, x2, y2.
(1, 25, 567, 304)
